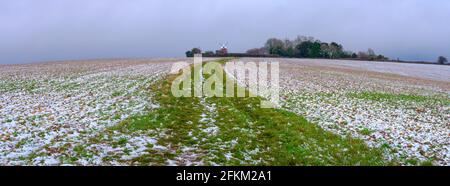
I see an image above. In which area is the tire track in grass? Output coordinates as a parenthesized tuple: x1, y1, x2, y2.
(113, 66, 206, 165)
(116, 59, 393, 165)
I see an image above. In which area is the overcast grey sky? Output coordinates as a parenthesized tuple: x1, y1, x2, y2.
(1, 0, 449, 64)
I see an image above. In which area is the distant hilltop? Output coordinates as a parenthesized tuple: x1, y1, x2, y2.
(186, 35, 449, 65)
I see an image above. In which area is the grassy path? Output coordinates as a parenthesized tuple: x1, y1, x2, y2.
(113, 59, 391, 165)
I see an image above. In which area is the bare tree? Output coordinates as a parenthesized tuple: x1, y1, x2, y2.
(367, 48, 376, 57)
(293, 35, 316, 46)
(329, 42, 342, 59)
(282, 39, 292, 48)
(264, 38, 284, 55)
(320, 43, 330, 58)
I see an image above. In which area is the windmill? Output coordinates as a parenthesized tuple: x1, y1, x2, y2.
(220, 42, 228, 50)
(217, 42, 228, 55)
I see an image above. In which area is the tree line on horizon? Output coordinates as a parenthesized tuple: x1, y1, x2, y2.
(246, 35, 389, 61)
(185, 35, 448, 64)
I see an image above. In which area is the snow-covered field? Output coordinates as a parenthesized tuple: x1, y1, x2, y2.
(273, 58, 450, 82)
(241, 58, 449, 165)
(0, 59, 175, 165)
(1, 58, 449, 165)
